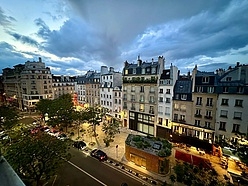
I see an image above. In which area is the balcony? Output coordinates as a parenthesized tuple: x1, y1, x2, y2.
(204, 116, 213, 120)
(123, 78, 158, 84)
(131, 107, 135, 110)
(179, 119, 186, 123)
(131, 99, 135, 101)
(139, 109, 144, 112)
(194, 114, 202, 118)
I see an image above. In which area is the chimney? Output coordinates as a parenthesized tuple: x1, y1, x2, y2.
(236, 62, 240, 67)
(39, 57, 42, 62)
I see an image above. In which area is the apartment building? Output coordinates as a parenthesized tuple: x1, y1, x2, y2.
(113, 86, 123, 120)
(21, 58, 53, 112)
(100, 66, 122, 117)
(2, 64, 24, 109)
(2, 58, 53, 111)
(85, 71, 101, 107)
(52, 75, 76, 99)
(216, 63, 248, 144)
(122, 56, 164, 135)
(156, 64, 178, 139)
(75, 75, 87, 106)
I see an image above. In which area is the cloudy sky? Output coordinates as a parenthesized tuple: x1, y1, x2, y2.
(0, 0, 247, 75)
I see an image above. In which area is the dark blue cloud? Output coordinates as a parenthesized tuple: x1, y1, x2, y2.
(7, 31, 40, 48)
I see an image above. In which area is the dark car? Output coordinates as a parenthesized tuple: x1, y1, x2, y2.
(90, 149, 107, 161)
(73, 141, 86, 150)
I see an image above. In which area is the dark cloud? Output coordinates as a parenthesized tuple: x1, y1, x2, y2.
(1, 0, 248, 76)
(7, 31, 40, 48)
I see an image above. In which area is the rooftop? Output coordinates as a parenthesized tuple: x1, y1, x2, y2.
(125, 134, 172, 157)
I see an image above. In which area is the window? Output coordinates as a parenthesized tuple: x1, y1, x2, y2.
(165, 107, 170, 115)
(174, 103, 179, 110)
(226, 77, 232, 81)
(237, 87, 243, 93)
(202, 77, 209, 83)
(232, 124, 240, 133)
(139, 104, 144, 112)
(150, 87, 155, 93)
(159, 88, 163, 93)
(196, 86, 203, 92)
(205, 110, 212, 119)
(195, 120, 200, 126)
(173, 114, 178, 121)
(140, 95, 144, 102)
(142, 68, 145, 74)
(207, 87, 214, 93)
(166, 98, 170, 103)
(223, 87, 228, 93)
(131, 95, 135, 101)
(220, 110, 228, 118)
(159, 97, 163, 102)
(149, 106, 154, 114)
(166, 89, 170, 94)
(180, 105, 186, 111)
(151, 67, 156, 74)
(234, 112, 242, 120)
(150, 96, 155, 103)
(221, 98, 229, 106)
(195, 109, 201, 116)
(133, 68, 136, 74)
(158, 106, 163, 114)
(140, 86, 144, 92)
(181, 94, 187, 100)
(235, 99, 243, 107)
(180, 115, 185, 122)
(125, 69, 128, 75)
(158, 118, 162, 125)
(219, 122, 226, 131)
(206, 98, 213, 107)
(196, 97, 202, 105)
(205, 122, 211, 129)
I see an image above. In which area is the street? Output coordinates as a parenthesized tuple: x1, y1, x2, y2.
(49, 147, 145, 186)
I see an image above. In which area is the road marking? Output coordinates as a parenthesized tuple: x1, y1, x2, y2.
(67, 160, 108, 186)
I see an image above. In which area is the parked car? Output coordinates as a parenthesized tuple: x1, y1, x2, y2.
(73, 141, 86, 150)
(57, 133, 69, 141)
(90, 149, 107, 161)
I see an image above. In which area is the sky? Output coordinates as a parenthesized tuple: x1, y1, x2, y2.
(0, 0, 248, 75)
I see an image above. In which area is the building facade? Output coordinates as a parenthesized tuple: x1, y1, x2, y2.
(122, 56, 165, 136)
(52, 75, 76, 99)
(156, 64, 178, 139)
(100, 66, 122, 117)
(216, 63, 248, 144)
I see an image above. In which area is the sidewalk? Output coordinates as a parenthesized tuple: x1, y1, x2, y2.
(69, 123, 179, 185)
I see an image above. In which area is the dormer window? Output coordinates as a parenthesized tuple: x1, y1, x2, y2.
(202, 77, 209, 83)
(226, 77, 232, 81)
(133, 68, 136, 74)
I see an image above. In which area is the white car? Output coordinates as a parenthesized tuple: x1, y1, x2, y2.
(57, 133, 69, 141)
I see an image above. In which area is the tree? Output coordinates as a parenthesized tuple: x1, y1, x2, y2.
(0, 105, 19, 130)
(4, 132, 71, 186)
(87, 106, 106, 138)
(36, 94, 75, 132)
(102, 118, 120, 147)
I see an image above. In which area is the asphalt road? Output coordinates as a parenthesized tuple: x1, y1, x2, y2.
(50, 147, 144, 186)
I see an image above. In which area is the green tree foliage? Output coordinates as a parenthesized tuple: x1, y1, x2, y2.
(173, 162, 226, 186)
(4, 132, 71, 186)
(102, 118, 120, 147)
(36, 94, 75, 131)
(0, 105, 19, 130)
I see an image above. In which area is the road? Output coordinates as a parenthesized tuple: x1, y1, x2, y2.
(49, 148, 145, 186)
